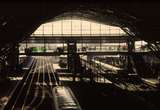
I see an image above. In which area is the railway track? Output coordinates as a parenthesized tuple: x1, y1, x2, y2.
(80, 56, 157, 91)
(4, 56, 58, 110)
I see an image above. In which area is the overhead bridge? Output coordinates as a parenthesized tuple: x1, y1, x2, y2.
(23, 36, 135, 43)
(19, 51, 153, 56)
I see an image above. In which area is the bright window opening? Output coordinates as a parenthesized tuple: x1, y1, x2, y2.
(32, 18, 126, 36)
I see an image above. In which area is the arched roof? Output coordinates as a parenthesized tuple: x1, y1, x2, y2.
(0, 1, 160, 49)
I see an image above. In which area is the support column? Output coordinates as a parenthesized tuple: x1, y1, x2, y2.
(127, 38, 135, 73)
(127, 39, 135, 53)
(87, 55, 94, 83)
(7, 44, 19, 72)
(67, 40, 78, 81)
(0, 59, 7, 79)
